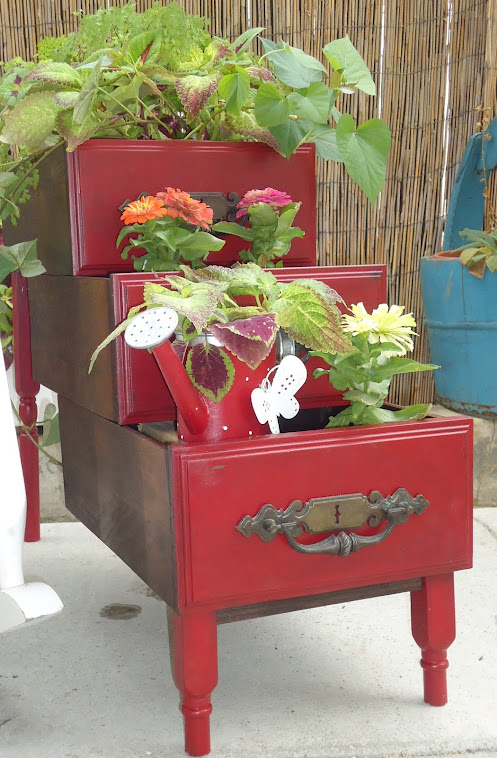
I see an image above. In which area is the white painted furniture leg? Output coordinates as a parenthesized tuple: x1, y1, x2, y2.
(0, 354, 62, 633)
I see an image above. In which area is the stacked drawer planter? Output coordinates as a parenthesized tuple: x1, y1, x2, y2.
(6, 138, 473, 757)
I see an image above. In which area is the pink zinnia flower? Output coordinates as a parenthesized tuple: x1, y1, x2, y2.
(236, 187, 292, 218)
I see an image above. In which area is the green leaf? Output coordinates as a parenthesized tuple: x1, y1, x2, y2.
(72, 57, 101, 125)
(458, 228, 497, 249)
(145, 285, 219, 333)
(336, 115, 391, 203)
(275, 202, 301, 236)
(1, 92, 60, 149)
(178, 231, 226, 255)
(89, 314, 134, 373)
(231, 27, 265, 53)
(360, 404, 432, 425)
(211, 221, 255, 241)
(307, 124, 342, 162)
(288, 46, 327, 73)
(260, 38, 323, 89)
(125, 31, 157, 62)
(26, 62, 82, 88)
(269, 119, 309, 158)
(218, 70, 250, 116)
(373, 357, 438, 382)
(287, 81, 330, 123)
(41, 403, 60, 447)
(323, 36, 376, 95)
(273, 282, 352, 353)
(486, 255, 497, 272)
(0, 240, 45, 281)
(254, 83, 291, 127)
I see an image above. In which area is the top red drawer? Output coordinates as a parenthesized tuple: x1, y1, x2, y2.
(4, 140, 317, 276)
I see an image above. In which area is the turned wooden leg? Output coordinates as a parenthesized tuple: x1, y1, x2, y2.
(171, 609, 218, 757)
(411, 573, 456, 706)
(12, 273, 40, 543)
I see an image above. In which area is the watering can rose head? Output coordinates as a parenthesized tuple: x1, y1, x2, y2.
(312, 302, 439, 427)
(116, 188, 225, 272)
(212, 187, 304, 268)
(89, 262, 353, 403)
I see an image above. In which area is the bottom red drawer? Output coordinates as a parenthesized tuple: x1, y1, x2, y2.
(172, 413, 473, 611)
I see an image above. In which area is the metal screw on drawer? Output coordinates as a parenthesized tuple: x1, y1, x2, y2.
(263, 518, 279, 534)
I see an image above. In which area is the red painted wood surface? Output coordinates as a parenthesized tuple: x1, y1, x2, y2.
(112, 265, 387, 424)
(172, 610, 218, 757)
(152, 340, 275, 443)
(12, 272, 41, 542)
(67, 140, 317, 275)
(411, 573, 456, 706)
(171, 416, 473, 611)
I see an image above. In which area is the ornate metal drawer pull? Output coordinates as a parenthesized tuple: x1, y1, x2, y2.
(236, 488, 429, 557)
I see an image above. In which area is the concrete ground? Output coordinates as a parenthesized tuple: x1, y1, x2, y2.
(1, 512, 496, 758)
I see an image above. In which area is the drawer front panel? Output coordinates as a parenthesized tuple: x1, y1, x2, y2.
(172, 418, 472, 610)
(112, 265, 387, 424)
(69, 140, 316, 276)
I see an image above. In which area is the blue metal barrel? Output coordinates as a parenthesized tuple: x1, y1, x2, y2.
(420, 255, 497, 418)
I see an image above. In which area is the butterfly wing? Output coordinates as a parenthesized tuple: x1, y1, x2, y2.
(251, 387, 270, 424)
(251, 387, 280, 433)
(269, 355, 308, 419)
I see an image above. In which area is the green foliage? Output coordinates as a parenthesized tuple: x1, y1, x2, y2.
(455, 228, 497, 277)
(0, 240, 45, 282)
(213, 199, 304, 267)
(91, 262, 350, 402)
(0, 283, 13, 354)
(314, 329, 437, 427)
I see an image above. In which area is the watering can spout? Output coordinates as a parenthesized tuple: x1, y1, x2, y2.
(124, 308, 208, 437)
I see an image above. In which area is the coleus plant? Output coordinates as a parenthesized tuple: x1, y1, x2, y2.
(117, 187, 225, 271)
(90, 262, 353, 402)
(212, 187, 304, 267)
(312, 302, 438, 426)
(0, 1, 391, 250)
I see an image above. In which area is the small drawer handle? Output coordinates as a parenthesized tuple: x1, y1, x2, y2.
(236, 488, 429, 557)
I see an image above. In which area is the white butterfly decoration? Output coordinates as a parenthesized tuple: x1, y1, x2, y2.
(251, 355, 308, 434)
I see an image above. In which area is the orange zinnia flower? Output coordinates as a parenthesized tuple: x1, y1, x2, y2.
(156, 187, 213, 229)
(120, 196, 170, 225)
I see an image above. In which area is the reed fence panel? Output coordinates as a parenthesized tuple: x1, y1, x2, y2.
(1, 0, 495, 404)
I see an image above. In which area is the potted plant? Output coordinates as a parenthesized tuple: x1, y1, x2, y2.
(420, 227, 497, 417)
(90, 260, 353, 442)
(0, 2, 391, 275)
(312, 301, 437, 426)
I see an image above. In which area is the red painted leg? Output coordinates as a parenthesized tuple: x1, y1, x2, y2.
(12, 273, 40, 542)
(172, 610, 218, 757)
(411, 573, 456, 706)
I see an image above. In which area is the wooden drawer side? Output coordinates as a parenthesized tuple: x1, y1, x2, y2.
(28, 275, 119, 421)
(59, 397, 178, 608)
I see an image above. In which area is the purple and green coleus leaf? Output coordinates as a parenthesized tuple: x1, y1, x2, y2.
(185, 343, 234, 403)
(175, 72, 220, 120)
(143, 281, 219, 333)
(210, 313, 278, 369)
(25, 62, 83, 88)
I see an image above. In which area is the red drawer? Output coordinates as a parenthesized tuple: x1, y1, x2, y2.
(171, 416, 472, 611)
(4, 141, 317, 276)
(112, 265, 387, 424)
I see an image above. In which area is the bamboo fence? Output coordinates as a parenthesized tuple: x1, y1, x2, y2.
(1, 0, 496, 404)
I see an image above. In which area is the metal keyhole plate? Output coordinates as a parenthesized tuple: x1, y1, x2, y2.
(124, 307, 179, 350)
